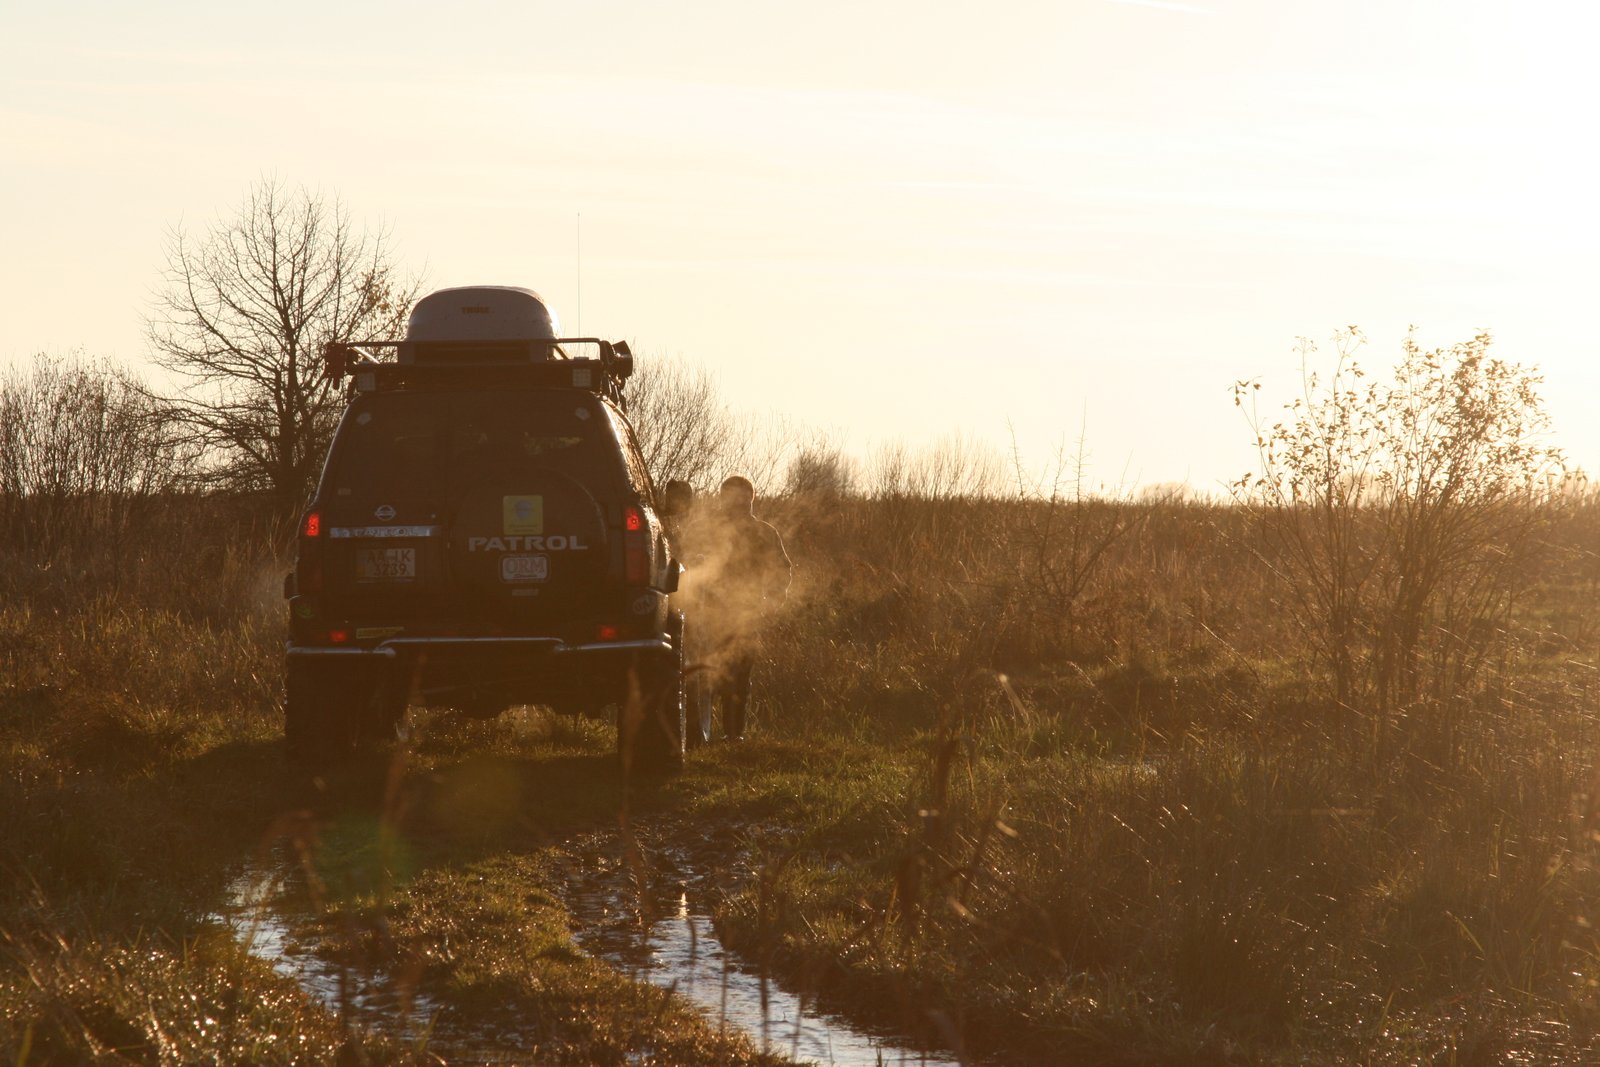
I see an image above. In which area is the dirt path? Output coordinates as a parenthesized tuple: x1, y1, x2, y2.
(551, 824, 964, 1066)
(209, 729, 965, 1065)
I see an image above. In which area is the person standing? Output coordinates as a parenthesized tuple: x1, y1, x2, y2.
(698, 475, 791, 740)
(660, 479, 697, 549)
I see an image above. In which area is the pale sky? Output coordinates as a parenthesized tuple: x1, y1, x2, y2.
(3, 0, 1596, 490)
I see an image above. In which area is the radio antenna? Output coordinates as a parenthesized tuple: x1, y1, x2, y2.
(575, 211, 582, 335)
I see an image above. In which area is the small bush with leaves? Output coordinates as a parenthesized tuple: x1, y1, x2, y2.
(1236, 328, 1563, 734)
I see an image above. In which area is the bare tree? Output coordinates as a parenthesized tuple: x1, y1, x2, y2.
(625, 353, 786, 490)
(147, 180, 418, 520)
(0, 353, 195, 563)
(626, 357, 732, 487)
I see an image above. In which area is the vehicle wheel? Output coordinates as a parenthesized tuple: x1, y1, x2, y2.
(622, 618, 685, 776)
(358, 674, 409, 745)
(284, 657, 365, 765)
(684, 676, 711, 749)
(717, 654, 754, 741)
(682, 621, 712, 749)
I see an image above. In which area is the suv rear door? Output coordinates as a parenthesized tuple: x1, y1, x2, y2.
(314, 388, 631, 631)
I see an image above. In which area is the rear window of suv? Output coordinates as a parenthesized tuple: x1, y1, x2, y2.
(323, 390, 629, 499)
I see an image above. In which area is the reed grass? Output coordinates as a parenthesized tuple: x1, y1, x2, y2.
(5, 352, 1600, 1061)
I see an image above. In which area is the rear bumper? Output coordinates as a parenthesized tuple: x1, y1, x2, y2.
(286, 635, 672, 659)
(286, 634, 679, 709)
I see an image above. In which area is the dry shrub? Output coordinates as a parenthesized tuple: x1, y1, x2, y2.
(0, 353, 195, 564)
(1236, 328, 1564, 730)
(699, 365, 1600, 1059)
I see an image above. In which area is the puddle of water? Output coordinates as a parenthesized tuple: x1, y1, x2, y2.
(215, 841, 964, 1064)
(578, 879, 963, 1067)
(213, 861, 439, 1047)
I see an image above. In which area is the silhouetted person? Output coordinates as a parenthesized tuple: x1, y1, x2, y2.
(660, 479, 696, 548)
(698, 475, 791, 740)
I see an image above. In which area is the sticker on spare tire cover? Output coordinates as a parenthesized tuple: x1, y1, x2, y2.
(502, 495, 543, 535)
(501, 554, 549, 582)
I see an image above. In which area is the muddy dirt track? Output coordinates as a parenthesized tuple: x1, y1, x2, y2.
(210, 723, 967, 1066)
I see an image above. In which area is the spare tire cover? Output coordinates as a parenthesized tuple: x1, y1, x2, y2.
(447, 465, 608, 623)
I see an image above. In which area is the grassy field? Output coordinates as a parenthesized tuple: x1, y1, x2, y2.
(0, 555, 791, 1064)
(5, 482, 1600, 1064)
(735, 489, 1600, 1064)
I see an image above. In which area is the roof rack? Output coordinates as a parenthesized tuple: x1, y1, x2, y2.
(322, 338, 636, 405)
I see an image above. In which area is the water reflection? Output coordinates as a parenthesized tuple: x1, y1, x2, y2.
(213, 862, 438, 1046)
(217, 845, 964, 1064)
(576, 879, 962, 1067)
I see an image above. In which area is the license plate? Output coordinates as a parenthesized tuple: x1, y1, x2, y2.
(355, 547, 415, 581)
(500, 554, 549, 582)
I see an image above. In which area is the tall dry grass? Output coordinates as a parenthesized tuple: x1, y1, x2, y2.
(6, 348, 1600, 1062)
(705, 426, 1600, 1061)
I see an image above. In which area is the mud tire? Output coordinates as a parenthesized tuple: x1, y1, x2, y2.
(284, 657, 373, 765)
(682, 620, 713, 749)
(684, 682, 711, 750)
(359, 674, 410, 745)
(623, 615, 686, 776)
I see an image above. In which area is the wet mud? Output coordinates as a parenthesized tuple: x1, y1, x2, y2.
(555, 829, 963, 1067)
(213, 855, 440, 1047)
(214, 829, 962, 1065)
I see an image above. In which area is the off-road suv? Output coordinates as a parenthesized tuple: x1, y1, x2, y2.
(283, 286, 685, 771)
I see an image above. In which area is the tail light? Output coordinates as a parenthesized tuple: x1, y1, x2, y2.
(597, 623, 621, 641)
(623, 505, 649, 585)
(295, 508, 324, 595)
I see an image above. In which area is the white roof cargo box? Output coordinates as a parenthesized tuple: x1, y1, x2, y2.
(323, 281, 633, 402)
(401, 286, 562, 360)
